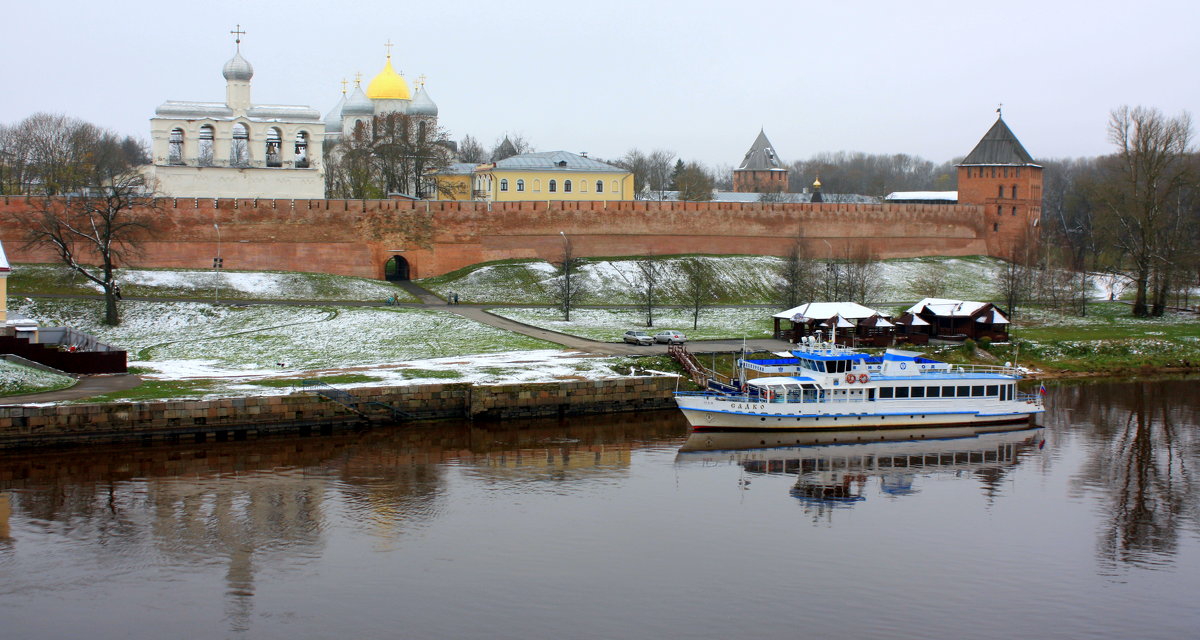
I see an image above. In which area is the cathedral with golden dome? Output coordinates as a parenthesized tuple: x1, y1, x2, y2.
(323, 42, 440, 145)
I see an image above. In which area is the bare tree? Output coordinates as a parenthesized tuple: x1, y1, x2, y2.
(677, 257, 718, 330)
(994, 225, 1040, 320)
(615, 148, 675, 198)
(633, 254, 665, 327)
(457, 134, 486, 163)
(840, 246, 884, 306)
(908, 261, 949, 299)
(10, 116, 156, 325)
(548, 235, 587, 321)
(777, 239, 821, 308)
(1098, 105, 1194, 316)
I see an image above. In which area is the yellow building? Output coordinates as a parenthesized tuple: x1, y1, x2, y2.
(440, 151, 633, 202)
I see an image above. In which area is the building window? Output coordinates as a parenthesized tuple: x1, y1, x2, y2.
(611, 180, 618, 193)
(517, 179, 525, 192)
(997, 205, 1002, 216)
(1011, 185, 1018, 199)
(1016, 167, 1021, 177)
(580, 180, 588, 192)
(564, 180, 572, 193)
(998, 185, 1004, 198)
(198, 125, 214, 166)
(533, 179, 541, 192)
(168, 128, 185, 165)
(1003, 167, 1009, 178)
(265, 128, 282, 167)
(1012, 206, 1017, 216)
(993, 223, 999, 232)
(596, 180, 604, 193)
(500, 179, 509, 192)
(230, 123, 250, 167)
(295, 131, 310, 168)
(549, 179, 557, 193)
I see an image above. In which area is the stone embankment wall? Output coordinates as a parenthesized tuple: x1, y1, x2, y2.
(0, 377, 679, 449)
(0, 196, 999, 280)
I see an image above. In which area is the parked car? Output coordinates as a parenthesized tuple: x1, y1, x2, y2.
(623, 330, 654, 346)
(654, 330, 687, 344)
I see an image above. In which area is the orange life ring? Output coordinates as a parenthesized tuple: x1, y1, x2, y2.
(845, 373, 856, 384)
(858, 373, 870, 384)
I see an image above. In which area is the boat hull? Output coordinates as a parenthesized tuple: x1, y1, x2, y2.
(676, 396, 1042, 432)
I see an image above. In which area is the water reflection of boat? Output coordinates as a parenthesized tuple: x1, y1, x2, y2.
(677, 427, 1043, 505)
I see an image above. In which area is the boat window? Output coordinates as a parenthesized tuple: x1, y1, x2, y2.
(896, 387, 910, 399)
(943, 385, 955, 397)
(986, 385, 998, 397)
(927, 386, 940, 398)
(911, 387, 925, 398)
(879, 387, 894, 399)
(957, 385, 970, 397)
(868, 389, 875, 401)
(972, 385, 985, 397)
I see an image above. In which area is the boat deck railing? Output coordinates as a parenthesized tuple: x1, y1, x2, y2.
(909, 363, 1023, 376)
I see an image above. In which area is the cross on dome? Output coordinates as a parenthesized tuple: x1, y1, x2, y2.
(230, 24, 246, 51)
(384, 39, 394, 58)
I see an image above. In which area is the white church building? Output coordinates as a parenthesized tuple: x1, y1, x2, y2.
(148, 33, 326, 199)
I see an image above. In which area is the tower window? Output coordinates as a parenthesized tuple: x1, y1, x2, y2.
(168, 128, 185, 165)
(997, 205, 1002, 216)
(265, 128, 282, 168)
(230, 123, 250, 167)
(993, 223, 999, 232)
(1012, 185, 1018, 199)
(998, 185, 1004, 198)
(198, 125, 214, 166)
(1012, 207, 1017, 216)
(295, 131, 310, 168)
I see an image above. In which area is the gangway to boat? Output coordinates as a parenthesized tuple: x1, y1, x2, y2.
(668, 344, 738, 391)
(301, 379, 413, 423)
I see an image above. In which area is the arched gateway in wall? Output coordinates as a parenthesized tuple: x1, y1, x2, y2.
(384, 255, 410, 281)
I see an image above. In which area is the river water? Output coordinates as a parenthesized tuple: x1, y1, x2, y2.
(1, 377, 1198, 639)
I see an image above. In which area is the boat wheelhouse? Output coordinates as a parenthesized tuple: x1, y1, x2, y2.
(674, 344, 1043, 432)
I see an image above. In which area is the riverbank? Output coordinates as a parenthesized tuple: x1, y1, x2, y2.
(0, 376, 679, 450)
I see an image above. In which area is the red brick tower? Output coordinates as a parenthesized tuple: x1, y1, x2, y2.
(956, 115, 1042, 259)
(733, 129, 789, 193)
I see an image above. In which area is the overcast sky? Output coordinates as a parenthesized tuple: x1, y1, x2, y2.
(5, 0, 1196, 167)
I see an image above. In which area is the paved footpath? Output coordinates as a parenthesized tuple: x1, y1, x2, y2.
(0, 374, 143, 405)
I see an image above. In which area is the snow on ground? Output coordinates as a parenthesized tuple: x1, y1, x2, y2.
(7, 298, 657, 399)
(423, 255, 1010, 305)
(491, 307, 774, 341)
(15, 264, 417, 302)
(0, 360, 75, 396)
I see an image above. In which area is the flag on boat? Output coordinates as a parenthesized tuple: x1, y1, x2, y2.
(1038, 383, 1047, 395)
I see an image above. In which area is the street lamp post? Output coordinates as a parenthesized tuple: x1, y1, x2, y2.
(213, 223, 223, 305)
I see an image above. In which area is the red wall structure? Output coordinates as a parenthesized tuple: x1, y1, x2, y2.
(0, 196, 1000, 280)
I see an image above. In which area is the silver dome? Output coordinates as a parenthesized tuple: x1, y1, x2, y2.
(222, 51, 254, 82)
(409, 86, 438, 116)
(324, 94, 346, 134)
(342, 85, 374, 117)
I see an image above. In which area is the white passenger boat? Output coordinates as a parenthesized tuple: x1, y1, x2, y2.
(674, 345, 1044, 432)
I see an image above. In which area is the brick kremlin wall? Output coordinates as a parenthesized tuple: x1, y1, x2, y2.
(0, 196, 998, 279)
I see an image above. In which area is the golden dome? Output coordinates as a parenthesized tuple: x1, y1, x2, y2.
(366, 57, 411, 100)
(813, 177, 822, 188)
